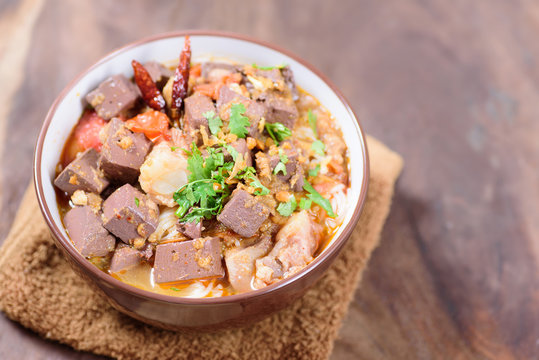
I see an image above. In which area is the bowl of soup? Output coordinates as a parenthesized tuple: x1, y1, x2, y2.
(34, 31, 369, 329)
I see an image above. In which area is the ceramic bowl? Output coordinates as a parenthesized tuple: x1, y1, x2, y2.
(34, 31, 369, 330)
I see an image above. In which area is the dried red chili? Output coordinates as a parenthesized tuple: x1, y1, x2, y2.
(170, 35, 191, 120)
(131, 60, 165, 111)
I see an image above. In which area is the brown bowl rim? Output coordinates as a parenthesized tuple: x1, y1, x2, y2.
(33, 30, 370, 305)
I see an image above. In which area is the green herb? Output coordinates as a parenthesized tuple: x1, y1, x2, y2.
(174, 143, 233, 223)
(303, 180, 336, 217)
(134, 197, 140, 207)
(170, 287, 180, 291)
(277, 195, 297, 217)
(186, 143, 208, 181)
(311, 139, 326, 156)
(309, 164, 321, 177)
(247, 174, 270, 195)
(308, 110, 318, 137)
(224, 144, 239, 162)
(236, 166, 256, 180)
(228, 103, 251, 138)
(204, 111, 223, 136)
(170, 146, 178, 152)
(274, 162, 287, 176)
(299, 197, 312, 210)
(252, 63, 287, 70)
(265, 122, 292, 144)
(273, 150, 289, 176)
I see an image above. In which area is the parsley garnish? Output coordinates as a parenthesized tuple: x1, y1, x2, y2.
(252, 63, 287, 70)
(303, 180, 336, 217)
(308, 110, 318, 137)
(204, 111, 223, 136)
(277, 195, 297, 217)
(265, 122, 291, 144)
(170, 146, 178, 152)
(228, 103, 250, 138)
(309, 164, 321, 177)
(311, 140, 325, 156)
(134, 197, 140, 207)
(170, 287, 180, 291)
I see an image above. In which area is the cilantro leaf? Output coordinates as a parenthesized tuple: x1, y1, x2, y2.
(265, 122, 291, 144)
(204, 111, 223, 136)
(273, 149, 289, 175)
(134, 197, 140, 207)
(248, 174, 270, 195)
(311, 140, 325, 156)
(274, 162, 287, 176)
(303, 180, 336, 217)
(308, 110, 318, 137)
(186, 143, 208, 181)
(299, 197, 312, 210)
(277, 195, 297, 217)
(174, 144, 233, 223)
(309, 164, 321, 177)
(170, 146, 178, 152)
(228, 103, 250, 138)
(224, 144, 239, 162)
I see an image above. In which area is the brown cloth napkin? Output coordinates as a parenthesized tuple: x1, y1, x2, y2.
(0, 136, 402, 360)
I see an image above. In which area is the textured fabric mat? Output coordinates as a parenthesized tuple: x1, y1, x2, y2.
(0, 136, 402, 360)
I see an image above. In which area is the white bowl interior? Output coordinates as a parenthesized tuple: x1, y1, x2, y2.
(39, 35, 366, 256)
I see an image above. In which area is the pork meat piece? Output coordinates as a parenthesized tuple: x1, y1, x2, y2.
(225, 235, 272, 293)
(254, 211, 322, 287)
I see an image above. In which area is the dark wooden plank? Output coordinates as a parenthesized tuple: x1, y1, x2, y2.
(0, 0, 537, 359)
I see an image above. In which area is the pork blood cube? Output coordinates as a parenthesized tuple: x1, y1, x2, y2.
(54, 148, 109, 195)
(63, 206, 116, 257)
(217, 189, 270, 238)
(153, 237, 224, 284)
(143, 61, 173, 88)
(85, 74, 139, 120)
(99, 118, 152, 183)
(184, 93, 216, 137)
(102, 184, 159, 244)
(260, 91, 298, 128)
(109, 243, 146, 273)
(216, 86, 266, 138)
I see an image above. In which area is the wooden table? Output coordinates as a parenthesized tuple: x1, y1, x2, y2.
(0, 0, 537, 359)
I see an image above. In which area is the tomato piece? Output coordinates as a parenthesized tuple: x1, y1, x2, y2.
(189, 63, 201, 78)
(74, 109, 106, 152)
(223, 72, 242, 85)
(125, 110, 171, 141)
(193, 82, 221, 100)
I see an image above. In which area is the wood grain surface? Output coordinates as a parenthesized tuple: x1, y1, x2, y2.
(0, 0, 537, 359)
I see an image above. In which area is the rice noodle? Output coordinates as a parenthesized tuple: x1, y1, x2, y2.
(325, 183, 347, 229)
(148, 206, 181, 243)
